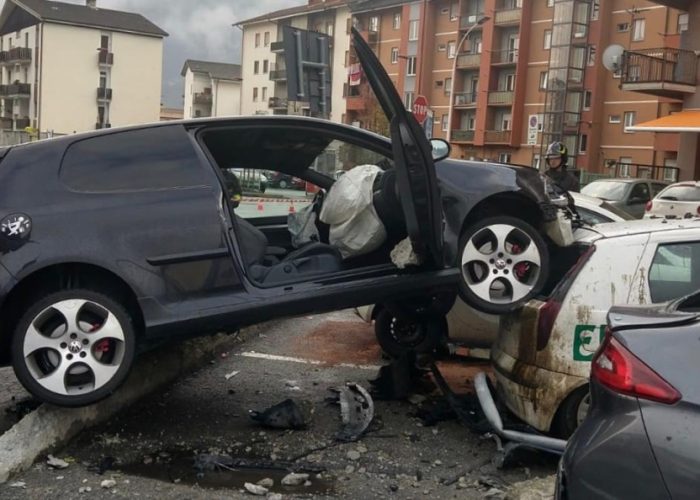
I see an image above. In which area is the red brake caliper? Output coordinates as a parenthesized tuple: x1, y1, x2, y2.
(91, 323, 110, 353)
(510, 244, 530, 280)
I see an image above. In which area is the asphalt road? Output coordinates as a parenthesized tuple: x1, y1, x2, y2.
(0, 310, 556, 499)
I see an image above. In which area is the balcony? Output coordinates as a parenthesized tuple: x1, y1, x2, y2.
(621, 48, 697, 99)
(454, 92, 477, 108)
(269, 69, 287, 81)
(0, 83, 31, 97)
(460, 14, 486, 30)
(193, 92, 213, 105)
(451, 129, 475, 142)
(98, 49, 114, 66)
(494, 4, 522, 25)
(97, 87, 112, 101)
(346, 95, 368, 111)
(492, 49, 518, 65)
(488, 91, 514, 106)
(457, 53, 481, 69)
(269, 96, 288, 109)
(485, 130, 512, 143)
(367, 30, 379, 44)
(0, 47, 32, 65)
(270, 41, 284, 53)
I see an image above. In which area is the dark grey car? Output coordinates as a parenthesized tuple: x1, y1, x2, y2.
(581, 178, 668, 219)
(557, 295, 700, 499)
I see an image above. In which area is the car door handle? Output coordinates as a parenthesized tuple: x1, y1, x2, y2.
(147, 248, 230, 266)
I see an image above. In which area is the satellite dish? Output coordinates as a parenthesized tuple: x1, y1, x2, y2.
(602, 44, 625, 72)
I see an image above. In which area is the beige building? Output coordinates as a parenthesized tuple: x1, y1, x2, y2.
(0, 0, 167, 134)
(181, 60, 242, 119)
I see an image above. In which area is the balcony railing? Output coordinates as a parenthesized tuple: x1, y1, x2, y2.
(193, 92, 213, 105)
(460, 14, 486, 30)
(613, 162, 679, 182)
(493, 49, 518, 64)
(451, 129, 475, 142)
(0, 47, 32, 64)
(98, 49, 114, 66)
(97, 87, 112, 100)
(488, 91, 514, 105)
(269, 96, 288, 109)
(270, 41, 284, 53)
(495, 8, 521, 25)
(269, 69, 287, 81)
(457, 53, 481, 69)
(0, 83, 31, 97)
(621, 47, 697, 99)
(454, 92, 478, 107)
(346, 95, 367, 111)
(484, 130, 512, 143)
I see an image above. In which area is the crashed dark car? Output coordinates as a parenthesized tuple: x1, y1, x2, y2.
(0, 29, 564, 406)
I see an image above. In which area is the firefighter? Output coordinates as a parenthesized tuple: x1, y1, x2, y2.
(544, 141, 579, 193)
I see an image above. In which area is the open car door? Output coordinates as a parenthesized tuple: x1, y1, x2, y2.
(351, 28, 443, 267)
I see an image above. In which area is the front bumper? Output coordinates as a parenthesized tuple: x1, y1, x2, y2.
(492, 346, 587, 432)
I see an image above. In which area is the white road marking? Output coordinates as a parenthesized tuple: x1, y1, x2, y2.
(238, 351, 381, 371)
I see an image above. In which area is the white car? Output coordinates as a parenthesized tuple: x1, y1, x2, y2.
(356, 192, 633, 357)
(644, 181, 700, 219)
(493, 218, 700, 438)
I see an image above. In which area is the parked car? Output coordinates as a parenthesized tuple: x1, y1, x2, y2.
(0, 29, 569, 407)
(581, 178, 668, 218)
(558, 295, 700, 499)
(357, 192, 633, 357)
(493, 219, 700, 437)
(267, 172, 306, 190)
(645, 181, 700, 219)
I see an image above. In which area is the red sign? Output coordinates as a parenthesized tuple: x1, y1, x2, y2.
(412, 95, 429, 125)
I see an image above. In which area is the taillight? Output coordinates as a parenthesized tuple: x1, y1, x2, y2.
(537, 245, 596, 349)
(646, 201, 653, 212)
(592, 335, 681, 404)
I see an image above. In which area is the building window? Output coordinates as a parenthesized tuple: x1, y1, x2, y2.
(450, 1, 459, 21)
(391, 47, 399, 64)
(441, 114, 449, 131)
(404, 91, 415, 111)
(609, 114, 621, 124)
(255, 33, 260, 47)
(369, 16, 379, 33)
(579, 134, 588, 153)
(264, 32, 270, 46)
(619, 157, 632, 177)
(632, 19, 645, 41)
(393, 13, 401, 30)
(591, 0, 600, 20)
(467, 113, 476, 130)
(587, 45, 596, 66)
(544, 30, 552, 50)
(263, 60, 269, 73)
(262, 87, 267, 100)
(406, 56, 417, 75)
(254, 61, 259, 74)
(409, 20, 419, 41)
(445, 77, 452, 95)
(547, 0, 554, 6)
(447, 41, 456, 59)
(505, 73, 515, 91)
(253, 88, 258, 101)
(678, 13, 689, 33)
(617, 23, 629, 32)
(584, 90, 592, 109)
(24, 32, 29, 48)
(624, 111, 636, 131)
(99, 71, 107, 88)
(539, 71, 548, 90)
(498, 153, 511, 163)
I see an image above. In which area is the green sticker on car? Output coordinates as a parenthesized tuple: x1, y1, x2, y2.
(573, 325, 606, 361)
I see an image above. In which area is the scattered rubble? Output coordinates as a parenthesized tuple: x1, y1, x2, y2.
(46, 455, 69, 470)
(244, 482, 268, 495)
(249, 399, 313, 430)
(257, 477, 274, 488)
(9, 481, 26, 488)
(224, 370, 240, 381)
(100, 479, 117, 489)
(281, 472, 309, 486)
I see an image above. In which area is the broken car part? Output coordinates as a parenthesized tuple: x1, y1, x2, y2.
(331, 383, 374, 442)
(249, 399, 313, 430)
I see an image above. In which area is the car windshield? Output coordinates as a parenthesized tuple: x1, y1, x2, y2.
(657, 184, 700, 202)
(598, 201, 635, 220)
(581, 181, 629, 201)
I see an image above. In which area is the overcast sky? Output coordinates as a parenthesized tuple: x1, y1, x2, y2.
(61, 0, 305, 107)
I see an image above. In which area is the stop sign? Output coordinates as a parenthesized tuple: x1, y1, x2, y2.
(412, 95, 429, 125)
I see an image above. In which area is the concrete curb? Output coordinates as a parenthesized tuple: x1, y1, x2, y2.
(0, 326, 263, 483)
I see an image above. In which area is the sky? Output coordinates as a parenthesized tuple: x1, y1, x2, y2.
(61, 0, 306, 107)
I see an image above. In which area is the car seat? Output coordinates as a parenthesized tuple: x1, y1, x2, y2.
(372, 169, 407, 243)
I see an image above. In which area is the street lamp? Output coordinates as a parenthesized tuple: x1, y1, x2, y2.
(446, 15, 490, 143)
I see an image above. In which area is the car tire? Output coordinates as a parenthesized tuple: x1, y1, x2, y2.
(279, 180, 288, 189)
(551, 385, 591, 439)
(374, 308, 447, 359)
(458, 216, 549, 315)
(10, 289, 137, 407)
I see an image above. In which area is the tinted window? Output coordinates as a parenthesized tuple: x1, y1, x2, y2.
(649, 242, 700, 303)
(629, 182, 650, 202)
(657, 184, 700, 202)
(61, 126, 206, 192)
(581, 181, 628, 201)
(651, 183, 667, 196)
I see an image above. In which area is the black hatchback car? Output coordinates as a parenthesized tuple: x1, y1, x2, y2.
(0, 30, 563, 406)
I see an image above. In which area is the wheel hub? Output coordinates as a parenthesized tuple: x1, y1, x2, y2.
(494, 259, 507, 270)
(68, 340, 83, 354)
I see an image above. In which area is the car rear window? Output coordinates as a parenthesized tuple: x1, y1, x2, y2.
(657, 184, 700, 202)
(649, 242, 700, 303)
(61, 126, 207, 192)
(581, 181, 628, 201)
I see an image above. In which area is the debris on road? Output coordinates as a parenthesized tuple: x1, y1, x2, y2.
(281, 472, 309, 486)
(100, 478, 117, 489)
(9, 481, 26, 488)
(244, 482, 269, 495)
(224, 370, 240, 381)
(257, 477, 274, 488)
(46, 455, 69, 470)
(78, 486, 92, 493)
(5, 398, 41, 422)
(249, 399, 313, 430)
(330, 383, 374, 442)
(346, 450, 361, 461)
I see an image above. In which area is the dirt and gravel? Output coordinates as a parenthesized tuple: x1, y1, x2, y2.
(0, 310, 557, 499)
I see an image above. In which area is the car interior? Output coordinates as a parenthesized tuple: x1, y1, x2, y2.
(200, 125, 409, 287)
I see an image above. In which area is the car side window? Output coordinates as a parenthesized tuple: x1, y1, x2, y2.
(577, 207, 611, 226)
(649, 242, 700, 302)
(61, 126, 206, 192)
(629, 183, 650, 203)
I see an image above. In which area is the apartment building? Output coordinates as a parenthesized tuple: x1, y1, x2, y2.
(181, 60, 242, 119)
(0, 0, 166, 134)
(236, 0, 351, 123)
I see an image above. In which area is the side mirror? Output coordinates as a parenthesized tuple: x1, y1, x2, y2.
(430, 139, 451, 162)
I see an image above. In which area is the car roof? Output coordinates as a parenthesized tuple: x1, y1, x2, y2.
(588, 178, 658, 184)
(583, 218, 700, 239)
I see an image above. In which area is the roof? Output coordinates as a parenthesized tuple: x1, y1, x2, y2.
(234, 0, 347, 27)
(11, 0, 168, 37)
(350, 0, 408, 13)
(180, 60, 242, 81)
(627, 109, 700, 133)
